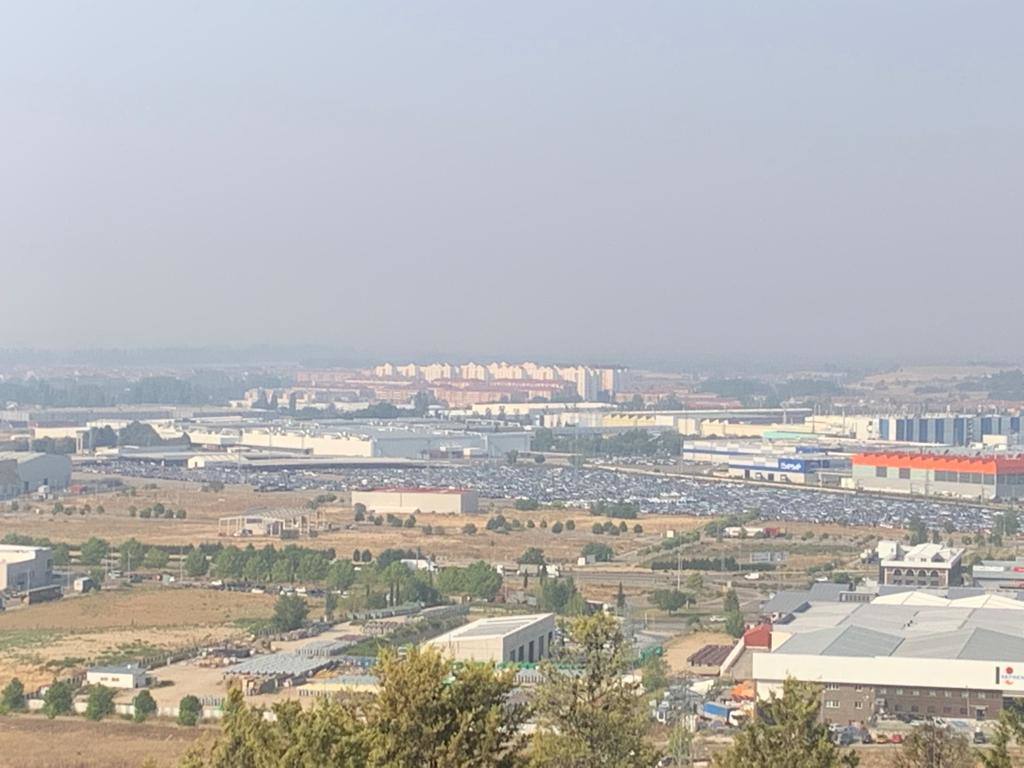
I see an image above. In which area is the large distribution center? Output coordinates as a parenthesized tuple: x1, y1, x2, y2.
(425, 613, 556, 663)
(851, 452, 1024, 500)
(227, 423, 530, 459)
(754, 590, 1024, 724)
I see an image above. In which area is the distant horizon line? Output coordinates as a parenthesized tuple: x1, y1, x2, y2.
(0, 344, 1019, 376)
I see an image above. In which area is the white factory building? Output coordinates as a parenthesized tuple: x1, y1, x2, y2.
(0, 545, 54, 592)
(425, 613, 557, 664)
(351, 488, 479, 515)
(191, 423, 530, 460)
(754, 590, 1024, 724)
(85, 664, 149, 689)
(0, 452, 72, 499)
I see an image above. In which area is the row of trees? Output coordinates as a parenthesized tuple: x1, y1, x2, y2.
(0, 678, 174, 724)
(180, 613, 657, 768)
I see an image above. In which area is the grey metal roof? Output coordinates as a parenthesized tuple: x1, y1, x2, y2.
(893, 627, 1024, 661)
(225, 652, 334, 677)
(946, 587, 988, 600)
(762, 591, 811, 615)
(776, 625, 904, 657)
(808, 582, 852, 601)
(823, 625, 904, 657)
(88, 664, 145, 675)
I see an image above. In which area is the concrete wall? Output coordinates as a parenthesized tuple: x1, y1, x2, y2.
(352, 489, 478, 515)
(500, 615, 557, 663)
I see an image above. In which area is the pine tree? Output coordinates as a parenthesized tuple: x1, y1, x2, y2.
(713, 679, 858, 768)
(894, 722, 973, 768)
(529, 613, 660, 768)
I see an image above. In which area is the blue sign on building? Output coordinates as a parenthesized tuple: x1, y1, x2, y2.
(777, 458, 806, 473)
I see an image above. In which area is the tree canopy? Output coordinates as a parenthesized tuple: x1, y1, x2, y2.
(713, 679, 857, 768)
(529, 613, 659, 768)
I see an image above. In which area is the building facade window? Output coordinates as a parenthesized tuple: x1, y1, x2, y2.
(899, 468, 911, 480)
(876, 466, 888, 478)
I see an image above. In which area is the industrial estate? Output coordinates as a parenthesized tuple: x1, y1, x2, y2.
(3, 2, 1020, 766)
(4, 360, 1024, 767)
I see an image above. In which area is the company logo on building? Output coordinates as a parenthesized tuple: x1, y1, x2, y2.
(996, 666, 1024, 686)
(778, 459, 805, 473)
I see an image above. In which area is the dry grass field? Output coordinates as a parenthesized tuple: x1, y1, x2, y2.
(0, 716, 209, 768)
(0, 475, 709, 565)
(663, 630, 735, 673)
(0, 587, 275, 691)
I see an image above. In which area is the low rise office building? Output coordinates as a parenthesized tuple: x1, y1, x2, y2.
(86, 664, 149, 689)
(425, 613, 556, 664)
(879, 542, 964, 588)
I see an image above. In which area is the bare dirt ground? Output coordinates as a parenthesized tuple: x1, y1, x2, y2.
(663, 630, 735, 673)
(0, 477, 311, 546)
(0, 587, 275, 691)
(0, 715, 209, 768)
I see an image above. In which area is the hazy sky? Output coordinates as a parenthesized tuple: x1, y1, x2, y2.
(2, 2, 1021, 366)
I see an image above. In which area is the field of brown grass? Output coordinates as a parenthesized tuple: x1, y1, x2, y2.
(0, 715, 209, 768)
(0, 587, 275, 691)
(0, 475, 708, 565)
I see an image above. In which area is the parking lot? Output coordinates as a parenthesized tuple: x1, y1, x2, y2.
(78, 459, 1008, 532)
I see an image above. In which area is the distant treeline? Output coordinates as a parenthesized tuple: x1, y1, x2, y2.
(531, 428, 681, 456)
(0, 372, 285, 407)
(697, 376, 844, 406)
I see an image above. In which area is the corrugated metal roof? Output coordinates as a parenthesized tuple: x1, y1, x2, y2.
(225, 653, 334, 677)
(808, 583, 852, 601)
(894, 627, 1024, 661)
(763, 591, 811, 615)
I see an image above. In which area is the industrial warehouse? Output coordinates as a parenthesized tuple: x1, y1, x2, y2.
(851, 451, 1024, 500)
(350, 487, 479, 515)
(753, 589, 1024, 725)
(0, 451, 72, 499)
